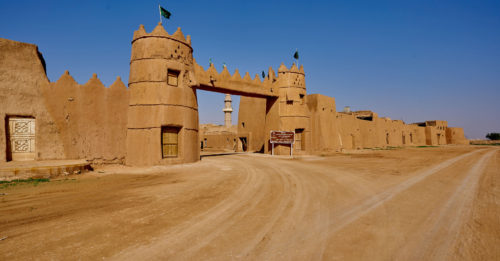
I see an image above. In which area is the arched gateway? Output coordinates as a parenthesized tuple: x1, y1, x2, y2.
(126, 23, 310, 166)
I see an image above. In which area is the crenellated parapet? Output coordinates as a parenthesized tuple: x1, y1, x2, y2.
(49, 70, 127, 92)
(130, 23, 193, 79)
(192, 61, 307, 99)
(273, 62, 307, 108)
(193, 60, 278, 98)
(133, 23, 191, 46)
(275, 63, 306, 89)
(41, 70, 128, 163)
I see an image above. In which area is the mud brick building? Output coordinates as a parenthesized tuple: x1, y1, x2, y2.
(0, 23, 468, 166)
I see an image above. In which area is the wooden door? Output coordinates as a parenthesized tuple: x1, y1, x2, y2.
(162, 127, 179, 158)
(295, 129, 304, 150)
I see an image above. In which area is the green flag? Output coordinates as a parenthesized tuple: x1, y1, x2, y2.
(262, 71, 266, 79)
(293, 50, 299, 60)
(160, 6, 171, 19)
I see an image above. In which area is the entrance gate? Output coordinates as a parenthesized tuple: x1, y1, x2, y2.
(125, 23, 308, 166)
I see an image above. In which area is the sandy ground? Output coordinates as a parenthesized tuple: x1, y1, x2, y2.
(0, 146, 499, 260)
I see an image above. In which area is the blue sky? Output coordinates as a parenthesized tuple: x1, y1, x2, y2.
(1, 0, 499, 139)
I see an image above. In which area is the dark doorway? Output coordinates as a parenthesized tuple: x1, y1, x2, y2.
(239, 137, 248, 152)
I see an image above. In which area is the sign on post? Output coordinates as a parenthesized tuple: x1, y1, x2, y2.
(270, 131, 295, 156)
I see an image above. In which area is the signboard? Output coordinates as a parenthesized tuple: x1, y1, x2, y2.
(270, 131, 295, 144)
(270, 131, 295, 157)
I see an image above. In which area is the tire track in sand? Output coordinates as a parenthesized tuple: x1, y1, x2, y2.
(314, 149, 485, 259)
(244, 149, 485, 260)
(239, 160, 311, 260)
(111, 156, 295, 261)
(110, 157, 265, 260)
(183, 158, 296, 260)
(112, 149, 485, 260)
(407, 149, 497, 261)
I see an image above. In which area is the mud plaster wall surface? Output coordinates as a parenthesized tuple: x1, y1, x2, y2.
(0, 38, 64, 162)
(334, 116, 429, 149)
(446, 127, 468, 145)
(305, 95, 432, 151)
(240, 90, 460, 154)
(200, 124, 237, 150)
(307, 94, 339, 151)
(41, 72, 129, 164)
(238, 96, 267, 152)
(202, 134, 238, 150)
(0, 38, 128, 164)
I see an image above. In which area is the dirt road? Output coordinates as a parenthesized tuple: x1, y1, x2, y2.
(0, 146, 498, 260)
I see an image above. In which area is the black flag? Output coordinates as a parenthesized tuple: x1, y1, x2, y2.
(160, 6, 171, 19)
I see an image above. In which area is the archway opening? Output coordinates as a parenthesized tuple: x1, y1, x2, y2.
(198, 90, 240, 155)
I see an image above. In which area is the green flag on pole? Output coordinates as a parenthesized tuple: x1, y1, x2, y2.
(160, 6, 171, 19)
(293, 50, 299, 60)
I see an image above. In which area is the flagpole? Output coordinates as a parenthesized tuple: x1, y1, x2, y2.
(159, 4, 162, 24)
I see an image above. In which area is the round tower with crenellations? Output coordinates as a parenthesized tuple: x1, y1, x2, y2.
(126, 22, 199, 166)
(274, 63, 310, 154)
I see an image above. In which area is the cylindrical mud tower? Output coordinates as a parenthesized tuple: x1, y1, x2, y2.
(126, 23, 199, 166)
(274, 63, 311, 155)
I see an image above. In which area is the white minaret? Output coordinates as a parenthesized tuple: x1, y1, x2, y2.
(223, 94, 233, 127)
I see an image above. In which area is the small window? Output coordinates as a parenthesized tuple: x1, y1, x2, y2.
(241, 122, 245, 128)
(167, 69, 180, 86)
(287, 100, 293, 105)
(299, 94, 305, 104)
(162, 126, 180, 158)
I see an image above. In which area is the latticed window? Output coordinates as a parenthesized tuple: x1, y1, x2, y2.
(162, 126, 180, 158)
